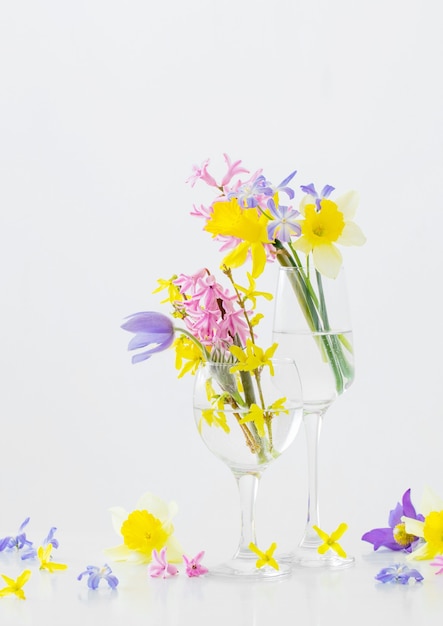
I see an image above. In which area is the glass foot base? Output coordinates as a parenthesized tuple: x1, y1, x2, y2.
(208, 556, 292, 580)
(292, 547, 355, 569)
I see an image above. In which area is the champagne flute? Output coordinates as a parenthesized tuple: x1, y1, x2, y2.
(272, 264, 355, 568)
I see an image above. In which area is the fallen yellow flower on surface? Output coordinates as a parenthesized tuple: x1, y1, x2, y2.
(0, 570, 31, 600)
(248, 542, 279, 570)
(38, 544, 68, 573)
(313, 523, 348, 558)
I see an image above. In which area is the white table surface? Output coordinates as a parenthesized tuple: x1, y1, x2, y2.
(1, 534, 442, 626)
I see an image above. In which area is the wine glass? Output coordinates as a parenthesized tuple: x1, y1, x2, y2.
(272, 264, 355, 568)
(193, 358, 303, 579)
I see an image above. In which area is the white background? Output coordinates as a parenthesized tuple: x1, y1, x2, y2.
(1, 0, 442, 623)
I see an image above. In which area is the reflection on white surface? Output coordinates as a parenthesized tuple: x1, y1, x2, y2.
(1, 540, 443, 626)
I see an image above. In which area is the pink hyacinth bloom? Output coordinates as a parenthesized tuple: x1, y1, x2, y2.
(183, 551, 208, 577)
(186, 159, 218, 188)
(174, 269, 208, 293)
(190, 203, 214, 219)
(220, 153, 250, 187)
(148, 548, 179, 578)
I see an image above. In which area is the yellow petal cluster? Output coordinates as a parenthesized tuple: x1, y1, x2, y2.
(230, 340, 278, 375)
(204, 199, 270, 277)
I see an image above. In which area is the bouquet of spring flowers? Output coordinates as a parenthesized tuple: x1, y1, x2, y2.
(122, 154, 365, 455)
(122, 264, 292, 463)
(186, 154, 366, 395)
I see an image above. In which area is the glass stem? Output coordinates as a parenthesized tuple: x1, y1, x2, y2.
(299, 410, 324, 548)
(233, 472, 261, 559)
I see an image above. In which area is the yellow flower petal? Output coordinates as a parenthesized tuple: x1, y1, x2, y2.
(407, 541, 438, 561)
(420, 486, 443, 516)
(313, 244, 343, 279)
(402, 516, 424, 539)
(339, 222, 367, 246)
(335, 190, 359, 220)
(222, 242, 249, 270)
(250, 241, 267, 278)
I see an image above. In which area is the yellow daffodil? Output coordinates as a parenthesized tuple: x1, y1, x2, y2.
(0, 570, 31, 600)
(204, 199, 270, 277)
(37, 544, 68, 573)
(106, 492, 183, 564)
(293, 191, 366, 279)
(174, 336, 206, 378)
(152, 276, 183, 304)
(313, 523, 348, 558)
(230, 339, 278, 375)
(248, 542, 279, 570)
(404, 486, 443, 560)
(234, 273, 273, 308)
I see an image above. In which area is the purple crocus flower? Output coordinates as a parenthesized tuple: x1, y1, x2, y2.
(375, 563, 423, 585)
(77, 564, 119, 590)
(361, 488, 424, 552)
(121, 312, 175, 364)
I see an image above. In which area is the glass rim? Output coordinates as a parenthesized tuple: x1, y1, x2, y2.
(277, 264, 345, 275)
(200, 357, 298, 367)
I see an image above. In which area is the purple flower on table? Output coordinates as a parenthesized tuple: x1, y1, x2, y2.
(361, 488, 423, 552)
(0, 518, 33, 554)
(21, 526, 60, 561)
(148, 548, 179, 579)
(0, 538, 9, 552)
(77, 564, 119, 590)
(121, 312, 175, 364)
(375, 563, 423, 584)
(183, 551, 208, 577)
(266, 198, 301, 243)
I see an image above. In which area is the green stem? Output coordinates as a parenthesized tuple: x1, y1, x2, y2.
(274, 245, 353, 396)
(175, 327, 207, 359)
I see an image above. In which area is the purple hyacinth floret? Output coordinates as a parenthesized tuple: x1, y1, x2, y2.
(361, 488, 424, 552)
(272, 170, 297, 199)
(227, 174, 274, 208)
(121, 312, 175, 364)
(77, 564, 119, 590)
(0, 517, 34, 554)
(375, 563, 423, 585)
(21, 526, 60, 561)
(300, 182, 335, 211)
